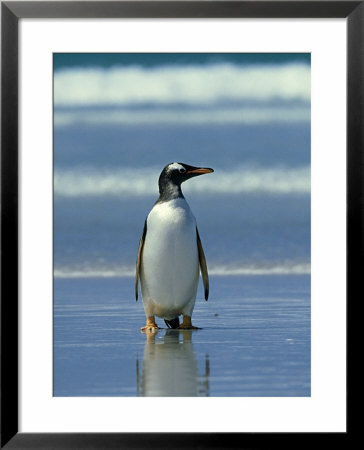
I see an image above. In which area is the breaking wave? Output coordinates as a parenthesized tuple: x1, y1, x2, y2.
(54, 105, 310, 127)
(54, 165, 310, 197)
(54, 63, 310, 106)
(54, 262, 310, 278)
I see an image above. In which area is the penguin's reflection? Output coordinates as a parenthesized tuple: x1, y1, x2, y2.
(136, 329, 210, 396)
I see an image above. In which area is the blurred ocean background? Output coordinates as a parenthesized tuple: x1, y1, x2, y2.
(53, 53, 310, 397)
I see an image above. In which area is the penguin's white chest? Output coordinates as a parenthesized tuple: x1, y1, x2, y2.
(140, 198, 199, 319)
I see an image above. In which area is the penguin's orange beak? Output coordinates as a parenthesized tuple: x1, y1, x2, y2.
(186, 167, 214, 174)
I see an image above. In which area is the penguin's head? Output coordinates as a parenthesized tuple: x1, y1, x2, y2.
(159, 162, 214, 187)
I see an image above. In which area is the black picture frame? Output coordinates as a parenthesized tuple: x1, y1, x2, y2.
(1, 1, 358, 448)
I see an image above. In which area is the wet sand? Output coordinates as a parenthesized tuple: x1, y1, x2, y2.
(54, 275, 310, 397)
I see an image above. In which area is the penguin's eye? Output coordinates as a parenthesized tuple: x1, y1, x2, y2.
(179, 167, 186, 174)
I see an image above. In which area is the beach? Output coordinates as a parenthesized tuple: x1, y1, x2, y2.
(54, 274, 310, 397)
(53, 53, 311, 397)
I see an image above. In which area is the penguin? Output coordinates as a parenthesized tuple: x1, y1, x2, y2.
(135, 162, 213, 331)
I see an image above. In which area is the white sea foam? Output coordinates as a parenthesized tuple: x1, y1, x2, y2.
(54, 166, 310, 197)
(54, 105, 310, 127)
(54, 262, 310, 279)
(209, 263, 310, 276)
(54, 63, 310, 106)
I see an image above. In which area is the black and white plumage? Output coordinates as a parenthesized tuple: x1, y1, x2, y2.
(135, 162, 213, 331)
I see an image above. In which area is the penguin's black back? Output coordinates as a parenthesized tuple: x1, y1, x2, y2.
(164, 317, 180, 329)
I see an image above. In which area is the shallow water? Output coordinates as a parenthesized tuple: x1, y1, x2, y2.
(54, 275, 310, 397)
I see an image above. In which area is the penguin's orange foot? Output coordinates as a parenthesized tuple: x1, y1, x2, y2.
(141, 325, 159, 333)
(141, 316, 159, 332)
(178, 315, 200, 330)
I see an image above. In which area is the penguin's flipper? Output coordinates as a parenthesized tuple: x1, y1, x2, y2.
(135, 219, 147, 301)
(196, 227, 209, 301)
